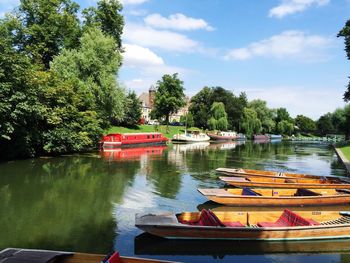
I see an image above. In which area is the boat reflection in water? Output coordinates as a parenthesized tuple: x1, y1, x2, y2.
(100, 145, 167, 161)
(208, 141, 242, 150)
(135, 232, 350, 256)
(172, 142, 210, 152)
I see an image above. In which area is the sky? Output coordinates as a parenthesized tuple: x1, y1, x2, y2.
(1, 0, 349, 119)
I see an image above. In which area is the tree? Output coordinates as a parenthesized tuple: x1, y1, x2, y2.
(82, 0, 124, 50)
(241, 108, 261, 137)
(208, 102, 228, 131)
(277, 120, 294, 135)
(338, 20, 350, 101)
(248, 99, 276, 133)
(50, 27, 124, 127)
(295, 115, 316, 133)
(188, 87, 213, 129)
(121, 91, 142, 127)
(317, 113, 335, 135)
(276, 108, 292, 123)
(150, 73, 186, 127)
(180, 113, 194, 127)
(16, 0, 81, 69)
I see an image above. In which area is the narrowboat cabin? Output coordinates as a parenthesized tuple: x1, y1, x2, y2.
(100, 132, 168, 148)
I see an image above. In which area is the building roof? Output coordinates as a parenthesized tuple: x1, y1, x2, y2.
(139, 92, 150, 108)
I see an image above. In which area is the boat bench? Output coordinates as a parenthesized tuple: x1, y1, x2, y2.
(257, 209, 319, 227)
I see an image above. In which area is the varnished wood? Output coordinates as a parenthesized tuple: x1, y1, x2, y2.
(136, 210, 350, 241)
(198, 188, 350, 206)
(216, 168, 350, 182)
(219, 176, 350, 189)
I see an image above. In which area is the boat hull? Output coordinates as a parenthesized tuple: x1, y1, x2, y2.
(219, 176, 350, 189)
(207, 133, 236, 141)
(198, 188, 350, 206)
(136, 212, 350, 241)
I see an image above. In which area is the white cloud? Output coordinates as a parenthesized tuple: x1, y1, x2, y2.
(239, 86, 346, 119)
(120, 0, 149, 5)
(123, 23, 200, 52)
(144, 13, 214, 31)
(269, 0, 330, 18)
(123, 43, 164, 67)
(224, 30, 331, 61)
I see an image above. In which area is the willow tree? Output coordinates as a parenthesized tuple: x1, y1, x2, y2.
(208, 102, 228, 131)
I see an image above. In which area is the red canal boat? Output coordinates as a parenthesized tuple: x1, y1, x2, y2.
(100, 132, 168, 148)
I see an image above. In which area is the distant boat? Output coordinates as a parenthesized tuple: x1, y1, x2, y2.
(253, 134, 269, 140)
(269, 134, 282, 140)
(100, 132, 168, 148)
(172, 130, 210, 143)
(0, 248, 176, 263)
(236, 133, 246, 140)
(207, 131, 237, 141)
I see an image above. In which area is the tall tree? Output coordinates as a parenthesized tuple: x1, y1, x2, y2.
(241, 108, 261, 137)
(82, 0, 124, 50)
(338, 19, 350, 101)
(150, 73, 186, 127)
(208, 102, 228, 131)
(121, 91, 142, 127)
(295, 115, 316, 133)
(188, 87, 213, 129)
(16, 0, 81, 69)
(248, 99, 276, 133)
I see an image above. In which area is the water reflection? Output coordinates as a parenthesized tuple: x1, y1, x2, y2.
(135, 233, 350, 256)
(0, 141, 348, 262)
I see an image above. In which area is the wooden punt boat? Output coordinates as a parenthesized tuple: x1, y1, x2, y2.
(0, 248, 176, 263)
(219, 176, 350, 189)
(216, 167, 350, 181)
(198, 188, 350, 206)
(135, 209, 350, 241)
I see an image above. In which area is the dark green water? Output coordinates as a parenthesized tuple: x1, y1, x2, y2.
(1, 141, 349, 263)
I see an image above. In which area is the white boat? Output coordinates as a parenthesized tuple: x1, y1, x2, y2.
(172, 130, 210, 143)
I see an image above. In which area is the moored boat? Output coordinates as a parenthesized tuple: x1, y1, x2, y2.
(0, 248, 176, 263)
(215, 167, 350, 181)
(219, 176, 350, 189)
(236, 133, 246, 140)
(198, 187, 350, 206)
(269, 134, 282, 140)
(253, 134, 269, 140)
(207, 131, 237, 141)
(172, 130, 210, 143)
(100, 132, 168, 148)
(135, 209, 350, 241)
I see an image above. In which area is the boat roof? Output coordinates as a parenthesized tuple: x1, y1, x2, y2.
(106, 132, 163, 136)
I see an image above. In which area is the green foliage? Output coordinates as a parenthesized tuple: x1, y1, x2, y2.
(277, 120, 294, 135)
(50, 27, 124, 127)
(338, 20, 350, 101)
(150, 73, 186, 125)
(189, 87, 247, 130)
(180, 113, 194, 127)
(208, 102, 228, 130)
(0, 1, 124, 159)
(241, 108, 261, 137)
(16, 0, 81, 69)
(295, 115, 316, 133)
(248, 99, 276, 133)
(121, 91, 142, 127)
(82, 0, 124, 50)
(317, 113, 335, 135)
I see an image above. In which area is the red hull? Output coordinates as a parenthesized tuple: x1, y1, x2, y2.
(100, 132, 168, 148)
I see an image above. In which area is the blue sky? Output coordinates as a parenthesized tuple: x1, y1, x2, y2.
(1, 0, 349, 119)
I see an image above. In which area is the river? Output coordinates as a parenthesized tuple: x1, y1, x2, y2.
(0, 141, 349, 263)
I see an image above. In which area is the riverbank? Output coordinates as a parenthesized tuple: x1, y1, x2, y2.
(335, 144, 350, 174)
(106, 125, 185, 139)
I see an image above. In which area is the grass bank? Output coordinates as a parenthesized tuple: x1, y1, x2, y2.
(338, 145, 350, 161)
(106, 125, 186, 139)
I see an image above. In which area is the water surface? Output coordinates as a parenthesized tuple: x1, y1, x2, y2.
(0, 141, 348, 262)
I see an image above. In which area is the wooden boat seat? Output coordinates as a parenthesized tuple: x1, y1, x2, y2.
(242, 187, 261, 196)
(294, 188, 322, 196)
(178, 209, 245, 227)
(257, 209, 319, 227)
